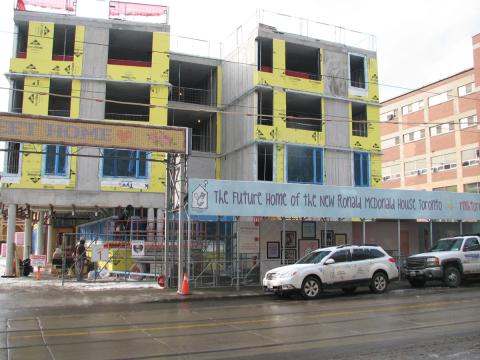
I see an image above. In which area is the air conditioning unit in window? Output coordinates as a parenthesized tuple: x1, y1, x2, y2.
(387, 114, 395, 121)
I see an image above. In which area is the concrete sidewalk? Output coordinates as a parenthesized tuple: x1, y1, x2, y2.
(0, 271, 270, 310)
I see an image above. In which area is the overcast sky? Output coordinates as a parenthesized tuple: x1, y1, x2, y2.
(0, 0, 479, 111)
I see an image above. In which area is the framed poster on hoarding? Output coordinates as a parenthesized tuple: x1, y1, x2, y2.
(298, 239, 319, 258)
(302, 221, 316, 239)
(267, 242, 280, 259)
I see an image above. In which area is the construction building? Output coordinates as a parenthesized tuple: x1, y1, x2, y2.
(381, 34, 479, 194)
(1, 0, 389, 284)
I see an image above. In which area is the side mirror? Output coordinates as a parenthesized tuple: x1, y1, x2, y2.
(325, 258, 335, 265)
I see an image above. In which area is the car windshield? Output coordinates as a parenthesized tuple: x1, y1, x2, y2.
(296, 251, 331, 264)
(429, 238, 463, 252)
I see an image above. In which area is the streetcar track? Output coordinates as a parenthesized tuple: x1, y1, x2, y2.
(0, 296, 476, 337)
(2, 300, 480, 351)
(89, 318, 480, 359)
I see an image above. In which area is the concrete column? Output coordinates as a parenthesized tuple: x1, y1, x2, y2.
(35, 211, 45, 255)
(147, 207, 155, 242)
(46, 211, 54, 265)
(23, 212, 32, 260)
(459, 221, 463, 235)
(5, 204, 17, 277)
(362, 220, 366, 245)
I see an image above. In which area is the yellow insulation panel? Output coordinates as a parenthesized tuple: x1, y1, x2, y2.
(275, 144, 284, 183)
(370, 153, 382, 188)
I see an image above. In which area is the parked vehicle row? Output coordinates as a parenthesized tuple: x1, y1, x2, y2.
(403, 234, 480, 288)
(263, 244, 399, 299)
(263, 234, 480, 299)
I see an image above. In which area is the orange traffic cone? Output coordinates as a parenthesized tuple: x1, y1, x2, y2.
(35, 267, 41, 280)
(178, 273, 191, 295)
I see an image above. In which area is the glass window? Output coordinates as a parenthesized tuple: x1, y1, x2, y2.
(43, 145, 68, 176)
(380, 109, 398, 122)
(366, 248, 385, 259)
(287, 146, 323, 184)
(5, 142, 20, 175)
(381, 136, 400, 149)
(464, 182, 480, 193)
(458, 83, 474, 97)
(461, 149, 480, 167)
(463, 238, 480, 251)
(430, 122, 454, 136)
(349, 54, 366, 89)
(258, 143, 273, 181)
(352, 249, 368, 261)
(428, 92, 450, 107)
(382, 164, 401, 181)
(102, 149, 148, 178)
(433, 185, 457, 192)
(404, 158, 427, 177)
(459, 115, 477, 129)
(403, 129, 425, 143)
(401, 100, 424, 115)
(330, 249, 350, 263)
(431, 153, 457, 173)
(354, 152, 369, 187)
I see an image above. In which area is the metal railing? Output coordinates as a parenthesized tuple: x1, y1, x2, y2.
(169, 86, 215, 106)
(104, 112, 150, 121)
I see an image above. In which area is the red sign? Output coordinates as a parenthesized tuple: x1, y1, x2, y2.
(109, 1, 168, 22)
(17, 0, 76, 14)
(31, 254, 47, 268)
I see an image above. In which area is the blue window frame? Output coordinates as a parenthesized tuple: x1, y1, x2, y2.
(354, 152, 369, 186)
(43, 145, 68, 176)
(102, 149, 148, 178)
(286, 146, 323, 184)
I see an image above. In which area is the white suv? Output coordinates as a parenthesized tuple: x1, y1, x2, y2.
(263, 245, 399, 299)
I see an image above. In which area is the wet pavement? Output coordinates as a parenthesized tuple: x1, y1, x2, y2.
(1, 277, 480, 359)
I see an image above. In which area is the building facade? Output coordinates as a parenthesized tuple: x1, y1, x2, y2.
(1, 2, 384, 281)
(381, 34, 480, 194)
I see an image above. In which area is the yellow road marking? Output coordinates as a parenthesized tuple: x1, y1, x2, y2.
(10, 298, 475, 340)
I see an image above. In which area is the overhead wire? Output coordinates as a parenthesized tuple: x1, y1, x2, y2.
(1, 85, 479, 135)
(1, 29, 479, 103)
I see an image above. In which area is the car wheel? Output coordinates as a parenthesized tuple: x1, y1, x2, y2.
(370, 272, 388, 294)
(301, 276, 321, 299)
(443, 267, 461, 288)
(408, 279, 426, 288)
(341, 286, 357, 295)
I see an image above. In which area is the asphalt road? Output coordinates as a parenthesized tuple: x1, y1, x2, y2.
(2, 285, 480, 360)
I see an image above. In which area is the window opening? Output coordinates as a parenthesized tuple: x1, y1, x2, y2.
(257, 90, 273, 125)
(286, 92, 322, 131)
(354, 152, 369, 186)
(5, 142, 21, 175)
(102, 149, 148, 178)
(257, 38, 273, 72)
(352, 103, 367, 137)
(49, 79, 72, 117)
(349, 54, 366, 89)
(52, 24, 75, 61)
(287, 146, 323, 184)
(257, 143, 273, 181)
(285, 42, 320, 80)
(44, 145, 68, 176)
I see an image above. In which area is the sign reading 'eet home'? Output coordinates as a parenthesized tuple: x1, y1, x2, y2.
(0, 112, 189, 154)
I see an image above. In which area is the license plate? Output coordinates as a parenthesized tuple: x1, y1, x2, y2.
(410, 271, 416, 277)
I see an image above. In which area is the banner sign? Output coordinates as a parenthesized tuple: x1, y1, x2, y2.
(0, 112, 188, 154)
(189, 179, 480, 221)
